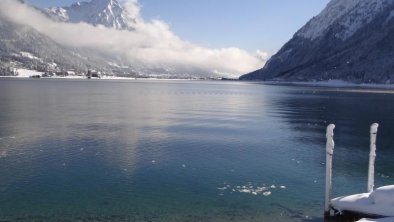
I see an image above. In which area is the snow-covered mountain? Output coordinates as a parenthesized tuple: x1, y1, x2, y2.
(0, 14, 139, 76)
(0, 0, 248, 79)
(42, 0, 136, 30)
(297, 0, 391, 40)
(241, 0, 394, 83)
(0, 0, 187, 78)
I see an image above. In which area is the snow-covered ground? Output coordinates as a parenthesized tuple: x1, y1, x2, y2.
(16, 69, 43, 78)
(20, 51, 42, 61)
(0, 70, 197, 80)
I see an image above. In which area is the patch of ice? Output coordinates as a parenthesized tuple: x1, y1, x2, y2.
(217, 183, 280, 197)
(240, 189, 251, 193)
(378, 173, 390, 179)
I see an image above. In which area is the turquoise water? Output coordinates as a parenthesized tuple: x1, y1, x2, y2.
(0, 79, 394, 221)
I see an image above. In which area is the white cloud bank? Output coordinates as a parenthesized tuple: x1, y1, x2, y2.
(0, 0, 269, 76)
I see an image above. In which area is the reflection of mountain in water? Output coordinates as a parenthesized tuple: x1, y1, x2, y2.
(268, 86, 394, 184)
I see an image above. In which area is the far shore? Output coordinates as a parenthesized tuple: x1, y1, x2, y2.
(3, 76, 394, 91)
(245, 79, 394, 90)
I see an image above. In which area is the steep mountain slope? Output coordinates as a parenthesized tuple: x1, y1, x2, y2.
(42, 0, 136, 30)
(1, 0, 244, 78)
(0, 13, 137, 76)
(240, 0, 394, 84)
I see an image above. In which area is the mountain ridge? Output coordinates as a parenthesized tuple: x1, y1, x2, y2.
(0, 0, 197, 78)
(42, 0, 136, 30)
(240, 0, 394, 84)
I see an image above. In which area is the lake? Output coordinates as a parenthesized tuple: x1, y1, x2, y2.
(0, 79, 393, 222)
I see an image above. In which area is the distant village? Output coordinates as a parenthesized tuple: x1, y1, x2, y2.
(0, 66, 104, 79)
(0, 66, 233, 80)
(0, 54, 133, 79)
(0, 53, 236, 80)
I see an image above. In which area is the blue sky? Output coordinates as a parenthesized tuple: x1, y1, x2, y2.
(26, 0, 329, 54)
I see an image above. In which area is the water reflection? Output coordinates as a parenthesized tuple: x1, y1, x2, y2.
(1, 79, 394, 221)
(266, 85, 394, 196)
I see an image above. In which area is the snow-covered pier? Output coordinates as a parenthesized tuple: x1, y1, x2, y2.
(324, 123, 394, 221)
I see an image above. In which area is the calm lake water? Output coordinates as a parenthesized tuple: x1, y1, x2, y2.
(0, 79, 394, 222)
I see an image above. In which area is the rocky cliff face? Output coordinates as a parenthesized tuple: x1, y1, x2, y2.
(240, 0, 394, 84)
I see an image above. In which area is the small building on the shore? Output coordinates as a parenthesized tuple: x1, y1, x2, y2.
(86, 70, 101, 79)
(42, 71, 55, 77)
(54, 70, 76, 77)
(66, 71, 75, 76)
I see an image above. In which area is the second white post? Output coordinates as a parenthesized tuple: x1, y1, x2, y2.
(368, 123, 379, 193)
(325, 124, 335, 217)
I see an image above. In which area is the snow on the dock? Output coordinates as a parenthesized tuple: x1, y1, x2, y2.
(331, 185, 394, 217)
(358, 218, 394, 222)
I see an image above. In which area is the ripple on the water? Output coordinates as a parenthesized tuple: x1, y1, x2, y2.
(0, 150, 7, 158)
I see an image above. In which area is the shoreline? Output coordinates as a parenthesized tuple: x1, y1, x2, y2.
(246, 79, 394, 90)
(3, 76, 394, 90)
(0, 75, 205, 81)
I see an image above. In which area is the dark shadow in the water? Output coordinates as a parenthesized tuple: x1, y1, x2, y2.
(268, 86, 394, 179)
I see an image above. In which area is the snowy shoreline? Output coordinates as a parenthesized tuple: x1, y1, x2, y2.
(0, 75, 203, 81)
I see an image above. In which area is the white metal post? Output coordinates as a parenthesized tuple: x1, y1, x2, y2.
(325, 124, 335, 218)
(368, 123, 379, 193)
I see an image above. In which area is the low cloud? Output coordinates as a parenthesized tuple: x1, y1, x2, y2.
(0, 0, 268, 76)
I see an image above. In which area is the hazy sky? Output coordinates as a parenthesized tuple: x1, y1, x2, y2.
(25, 0, 330, 54)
